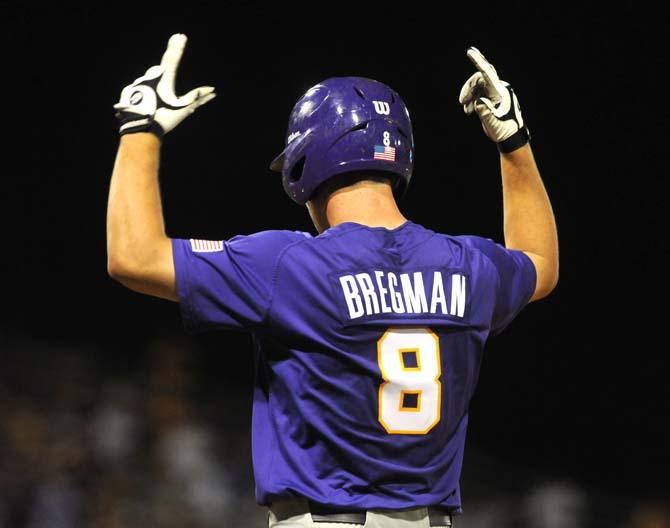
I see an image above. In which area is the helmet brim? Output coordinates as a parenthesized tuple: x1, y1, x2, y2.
(269, 151, 285, 172)
(269, 130, 312, 172)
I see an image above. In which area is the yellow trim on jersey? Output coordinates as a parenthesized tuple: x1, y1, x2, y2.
(399, 347, 421, 371)
(399, 390, 422, 412)
(377, 327, 442, 435)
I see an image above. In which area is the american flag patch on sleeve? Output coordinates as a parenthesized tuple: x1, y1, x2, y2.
(189, 239, 224, 253)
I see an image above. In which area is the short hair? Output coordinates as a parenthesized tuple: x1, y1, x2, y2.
(312, 171, 400, 201)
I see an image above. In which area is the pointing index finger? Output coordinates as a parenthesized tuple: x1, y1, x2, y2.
(466, 46, 499, 86)
(160, 33, 188, 87)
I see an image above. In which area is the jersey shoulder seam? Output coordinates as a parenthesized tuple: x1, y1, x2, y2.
(450, 235, 502, 287)
(260, 235, 313, 327)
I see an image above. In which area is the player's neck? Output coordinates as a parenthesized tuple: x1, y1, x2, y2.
(308, 180, 407, 233)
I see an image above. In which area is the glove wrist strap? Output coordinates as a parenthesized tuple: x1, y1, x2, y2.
(498, 126, 530, 153)
(118, 117, 165, 138)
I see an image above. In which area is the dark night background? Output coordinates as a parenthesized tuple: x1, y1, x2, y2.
(2, 5, 667, 527)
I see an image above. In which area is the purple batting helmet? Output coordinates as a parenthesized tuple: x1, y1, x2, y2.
(270, 77, 414, 205)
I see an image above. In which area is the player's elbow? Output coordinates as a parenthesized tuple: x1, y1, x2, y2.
(107, 252, 140, 284)
(549, 268, 559, 292)
(107, 255, 153, 296)
(530, 267, 558, 302)
(545, 257, 560, 295)
(526, 252, 559, 302)
(107, 241, 178, 301)
(107, 258, 126, 283)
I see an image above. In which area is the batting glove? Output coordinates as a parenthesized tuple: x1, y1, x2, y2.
(459, 47, 530, 153)
(114, 33, 216, 137)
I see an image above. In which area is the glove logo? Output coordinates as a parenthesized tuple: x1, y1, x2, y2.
(130, 91, 144, 105)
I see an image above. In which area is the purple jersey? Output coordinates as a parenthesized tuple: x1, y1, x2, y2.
(171, 220, 536, 513)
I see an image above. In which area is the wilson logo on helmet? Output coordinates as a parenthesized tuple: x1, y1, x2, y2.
(287, 131, 301, 144)
(373, 101, 391, 115)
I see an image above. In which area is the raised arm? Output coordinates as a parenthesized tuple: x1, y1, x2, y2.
(459, 47, 558, 302)
(107, 133, 176, 300)
(106, 34, 215, 301)
(500, 144, 558, 301)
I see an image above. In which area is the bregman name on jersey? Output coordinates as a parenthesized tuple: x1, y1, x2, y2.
(338, 270, 466, 320)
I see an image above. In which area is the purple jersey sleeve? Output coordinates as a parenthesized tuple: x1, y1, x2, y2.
(457, 235, 537, 335)
(171, 231, 306, 333)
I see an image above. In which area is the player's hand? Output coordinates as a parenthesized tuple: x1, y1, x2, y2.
(458, 47, 530, 153)
(113, 34, 216, 137)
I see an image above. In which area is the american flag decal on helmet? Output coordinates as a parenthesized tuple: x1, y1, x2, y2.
(190, 239, 224, 252)
(374, 145, 396, 161)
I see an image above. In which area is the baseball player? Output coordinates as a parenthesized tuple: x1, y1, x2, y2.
(107, 34, 558, 527)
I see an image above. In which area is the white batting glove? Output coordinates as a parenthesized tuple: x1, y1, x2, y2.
(459, 47, 530, 153)
(114, 34, 216, 137)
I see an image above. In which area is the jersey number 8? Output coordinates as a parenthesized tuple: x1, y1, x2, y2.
(377, 327, 442, 435)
